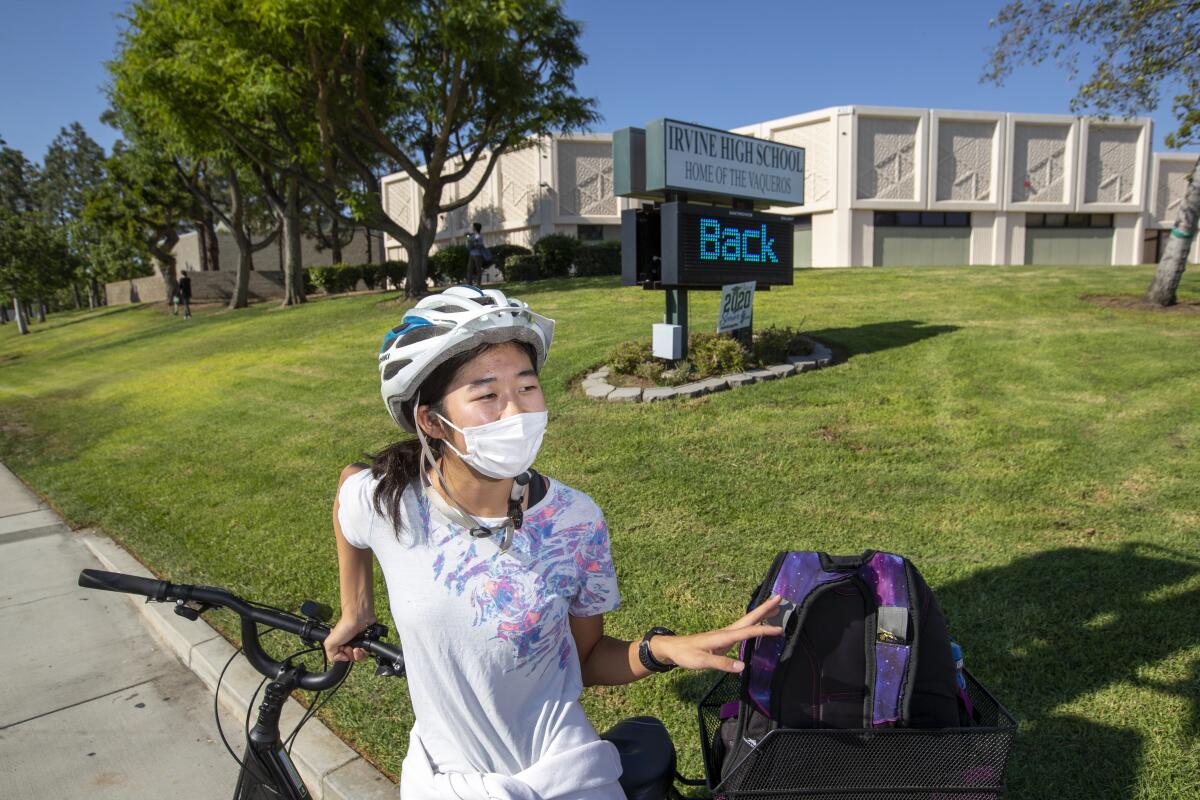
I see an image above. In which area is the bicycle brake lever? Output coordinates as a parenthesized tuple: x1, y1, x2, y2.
(173, 600, 214, 621)
(374, 661, 404, 678)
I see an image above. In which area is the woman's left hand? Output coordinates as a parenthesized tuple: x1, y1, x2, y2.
(650, 594, 785, 673)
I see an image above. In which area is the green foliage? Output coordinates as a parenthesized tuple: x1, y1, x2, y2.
(534, 234, 580, 278)
(377, 260, 407, 289)
(308, 263, 364, 294)
(573, 240, 621, 277)
(36, 123, 106, 227)
(607, 339, 653, 375)
(688, 332, 745, 377)
(503, 254, 544, 282)
(428, 245, 470, 284)
(490, 243, 531, 279)
(752, 325, 811, 366)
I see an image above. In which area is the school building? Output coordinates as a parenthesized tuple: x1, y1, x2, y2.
(379, 107, 1200, 268)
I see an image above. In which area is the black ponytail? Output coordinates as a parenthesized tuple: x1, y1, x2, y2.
(365, 339, 537, 541)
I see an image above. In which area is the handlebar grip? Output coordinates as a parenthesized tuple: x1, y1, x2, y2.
(79, 569, 170, 601)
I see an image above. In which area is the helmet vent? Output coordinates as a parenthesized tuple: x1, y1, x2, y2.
(382, 359, 412, 381)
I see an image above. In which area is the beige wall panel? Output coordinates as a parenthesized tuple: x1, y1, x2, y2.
(1154, 157, 1198, 224)
(772, 119, 834, 209)
(500, 146, 542, 226)
(1084, 127, 1140, 204)
(970, 212, 996, 265)
(936, 121, 994, 202)
(385, 179, 415, 232)
(556, 141, 616, 217)
(857, 117, 919, 201)
(1012, 123, 1071, 203)
(810, 211, 841, 267)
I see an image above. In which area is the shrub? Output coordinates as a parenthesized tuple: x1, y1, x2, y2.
(574, 240, 622, 276)
(301, 268, 317, 296)
(751, 326, 811, 365)
(504, 254, 544, 282)
(608, 339, 654, 375)
(534, 234, 580, 277)
(428, 245, 470, 284)
(307, 265, 358, 294)
(689, 332, 745, 378)
(377, 260, 407, 290)
(490, 243, 532, 279)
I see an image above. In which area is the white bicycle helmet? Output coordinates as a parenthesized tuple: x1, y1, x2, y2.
(378, 285, 555, 431)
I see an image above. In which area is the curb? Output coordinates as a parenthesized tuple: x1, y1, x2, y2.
(80, 532, 398, 800)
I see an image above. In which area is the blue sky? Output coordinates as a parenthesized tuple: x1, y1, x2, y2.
(2, 0, 1196, 164)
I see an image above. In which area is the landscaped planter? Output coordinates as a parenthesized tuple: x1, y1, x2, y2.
(581, 340, 834, 403)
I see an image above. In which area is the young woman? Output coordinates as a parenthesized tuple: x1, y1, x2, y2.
(324, 286, 782, 800)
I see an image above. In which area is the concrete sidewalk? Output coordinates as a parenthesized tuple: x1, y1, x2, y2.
(0, 463, 396, 799)
(0, 463, 243, 798)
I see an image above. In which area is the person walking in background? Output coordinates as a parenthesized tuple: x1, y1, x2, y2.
(466, 222, 486, 286)
(178, 271, 192, 319)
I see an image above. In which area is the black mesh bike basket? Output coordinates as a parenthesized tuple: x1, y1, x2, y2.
(697, 669, 1017, 799)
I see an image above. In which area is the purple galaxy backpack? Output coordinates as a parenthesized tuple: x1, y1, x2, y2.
(714, 550, 974, 783)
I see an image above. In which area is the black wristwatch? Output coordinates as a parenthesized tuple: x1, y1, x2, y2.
(638, 627, 676, 673)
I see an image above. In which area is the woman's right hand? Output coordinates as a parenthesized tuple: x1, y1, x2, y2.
(324, 614, 375, 663)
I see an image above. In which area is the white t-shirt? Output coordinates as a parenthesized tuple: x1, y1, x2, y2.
(337, 469, 625, 800)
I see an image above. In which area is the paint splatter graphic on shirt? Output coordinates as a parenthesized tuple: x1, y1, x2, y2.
(422, 483, 619, 673)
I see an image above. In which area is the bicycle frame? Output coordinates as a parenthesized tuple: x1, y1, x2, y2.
(235, 667, 311, 800)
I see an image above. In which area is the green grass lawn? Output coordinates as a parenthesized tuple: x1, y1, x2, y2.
(2, 266, 1199, 799)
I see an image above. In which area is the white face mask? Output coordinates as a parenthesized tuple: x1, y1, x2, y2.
(437, 410, 548, 479)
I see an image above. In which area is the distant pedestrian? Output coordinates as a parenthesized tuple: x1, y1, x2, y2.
(466, 222, 486, 286)
(178, 271, 192, 319)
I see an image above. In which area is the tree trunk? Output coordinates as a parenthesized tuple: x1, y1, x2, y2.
(330, 216, 343, 265)
(282, 177, 305, 306)
(90, 277, 103, 307)
(14, 297, 29, 335)
(406, 210, 440, 298)
(72, 283, 82, 309)
(203, 216, 220, 271)
(197, 219, 210, 273)
(365, 227, 374, 264)
(229, 230, 252, 310)
(36, 299, 46, 323)
(1146, 165, 1200, 306)
(226, 171, 251, 310)
(1, 302, 8, 323)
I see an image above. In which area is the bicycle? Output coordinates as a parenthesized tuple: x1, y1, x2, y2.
(78, 569, 407, 800)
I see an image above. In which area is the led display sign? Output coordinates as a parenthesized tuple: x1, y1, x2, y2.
(659, 202, 793, 287)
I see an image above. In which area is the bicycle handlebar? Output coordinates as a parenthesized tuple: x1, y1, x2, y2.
(78, 569, 405, 690)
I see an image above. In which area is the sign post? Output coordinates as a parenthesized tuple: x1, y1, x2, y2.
(615, 119, 805, 361)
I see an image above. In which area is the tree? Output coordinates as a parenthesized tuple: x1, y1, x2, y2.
(985, 0, 1200, 305)
(0, 135, 37, 215)
(82, 137, 193, 300)
(256, 0, 598, 296)
(36, 123, 107, 308)
(110, 1, 283, 309)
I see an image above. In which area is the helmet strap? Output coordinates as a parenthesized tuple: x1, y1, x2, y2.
(413, 394, 526, 551)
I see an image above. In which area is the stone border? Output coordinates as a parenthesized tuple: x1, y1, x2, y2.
(581, 340, 835, 403)
(80, 532, 398, 800)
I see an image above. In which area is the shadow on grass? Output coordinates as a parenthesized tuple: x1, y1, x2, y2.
(805, 319, 959, 360)
(2, 302, 150, 336)
(670, 543, 1198, 798)
(937, 543, 1200, 798)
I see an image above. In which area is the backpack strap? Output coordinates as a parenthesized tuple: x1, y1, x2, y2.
(858, 552, 913, 726)
(743, 552, 852, 717)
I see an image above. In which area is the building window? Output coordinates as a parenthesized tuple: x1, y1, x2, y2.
(1026, 213, 1113, 229)
(874, 211, 970, 227)
(577, 224, 605, 241)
